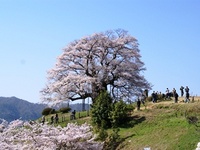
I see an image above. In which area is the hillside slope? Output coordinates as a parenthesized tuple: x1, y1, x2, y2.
(117, 98, 200, 150)
(37, 97, 200, 149)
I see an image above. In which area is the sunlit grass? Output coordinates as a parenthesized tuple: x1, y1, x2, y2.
(117, 101, 200, 150)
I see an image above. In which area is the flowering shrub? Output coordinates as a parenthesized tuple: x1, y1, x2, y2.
(0, 119, 103, 150)
(196, 142, 200, 150)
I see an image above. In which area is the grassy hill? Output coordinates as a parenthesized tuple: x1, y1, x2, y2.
(117, 98, 200, 150)
(42, 97, 200, 150)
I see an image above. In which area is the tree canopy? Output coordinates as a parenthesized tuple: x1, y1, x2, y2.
(40, 29, 151, 104)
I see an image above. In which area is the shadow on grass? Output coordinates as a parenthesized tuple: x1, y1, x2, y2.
(107, 133, 136, 150)
(119, 115, 146, 128)
(110, 116, 146, 149)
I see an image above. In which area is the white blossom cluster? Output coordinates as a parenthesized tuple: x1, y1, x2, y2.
(196, 142, 200, 150)
(0, 119, 103, 150)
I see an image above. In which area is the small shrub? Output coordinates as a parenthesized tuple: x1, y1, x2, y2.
(42, 108, 53, 116)
(97, 127, 108, 141)
(59, 107, 71, 113)
(103, 128, 120, 150)
(187, 116, 198, 124)
(49, 108, 56, 114)
(111, 100, 134, 127)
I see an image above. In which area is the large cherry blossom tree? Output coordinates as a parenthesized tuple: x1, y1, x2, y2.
(41, 29, 151, 104)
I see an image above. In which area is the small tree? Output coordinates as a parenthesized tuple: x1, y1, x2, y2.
(110, 100, 133, 127)
(91, 90, 113, 129)
(91, 90, 133, 129)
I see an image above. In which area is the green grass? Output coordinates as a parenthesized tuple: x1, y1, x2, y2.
(41, 100, 200, 150)
(116, 102, 200, 150)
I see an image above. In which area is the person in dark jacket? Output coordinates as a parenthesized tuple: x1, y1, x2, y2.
(180, 86, 184, 97)
(137, 99, 141, 110)
(174, 92, 179, 103)
(54, 113, 59, 123)
(152, 91, 157, 103)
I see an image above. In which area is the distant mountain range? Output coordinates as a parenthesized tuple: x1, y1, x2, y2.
(0, 96, 90, 122)
(0, 97, 46, 122)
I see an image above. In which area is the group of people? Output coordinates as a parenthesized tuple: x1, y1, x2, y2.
(41, 113, 59, 125)
(50, 113, 59, 124)
(42, 110, 77, 125)
(165, 87, 179, 103)
(152, 86, 190, 103)
(182, 86, 190, 103)
(136, 86, 191, 110)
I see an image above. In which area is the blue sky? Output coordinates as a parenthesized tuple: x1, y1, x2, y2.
(0, 0, 200, 103)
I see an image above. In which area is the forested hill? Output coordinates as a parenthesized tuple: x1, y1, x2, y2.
(0, 97, 46, 122)
(0, 96, 90, 122)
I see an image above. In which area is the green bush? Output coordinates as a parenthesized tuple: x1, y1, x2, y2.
(97, 127, 108, 141)
(41, 107, 53, 116)
(59, 107, 71, 113)
(91, 90, 134, 129)
(49, 108, 56, 114)
(91, 90, 113, 129)
(111, 100, 133, 127)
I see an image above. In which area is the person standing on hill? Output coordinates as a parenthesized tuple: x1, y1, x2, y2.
(172, 88, 176, 97)
(144, 89, 149, 98)
(165, 88, 170, 100)
(137, 99, 141, 110)
(141, 92, 146, 106)
(185, 86, 189, 94)
(185, 86, 190, 103)
(152, 91, 157, 103)
(54, 113, 59, 124)
(50, 116, 54, 124)
(174, 92, 179, 103)
(180, 86, 184, 97)
(42, 115, 45, 125)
